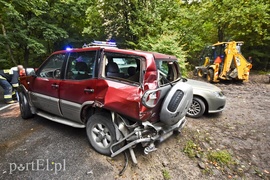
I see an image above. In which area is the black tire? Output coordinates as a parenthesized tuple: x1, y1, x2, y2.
(167, 90, 184, 112)
(186, 97, 206, 118)
(207, 69, 214, 83)
(198, 69, 204, 77)
(19, 92, 33, 119)
(86, 113, 118, 156)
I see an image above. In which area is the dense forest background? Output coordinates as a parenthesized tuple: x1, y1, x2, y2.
(0, 0, 269, 72)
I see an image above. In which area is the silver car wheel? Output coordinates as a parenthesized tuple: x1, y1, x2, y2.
(187, 97, 205, 118)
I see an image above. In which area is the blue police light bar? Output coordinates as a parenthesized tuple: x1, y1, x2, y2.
(66, 47, 72, 51)
(91, 41, 117, 47)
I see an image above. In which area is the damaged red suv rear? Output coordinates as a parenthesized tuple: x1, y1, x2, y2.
(18, 41, 193, 163)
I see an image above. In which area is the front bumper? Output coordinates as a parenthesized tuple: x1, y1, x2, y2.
(207, 95, 226, 113)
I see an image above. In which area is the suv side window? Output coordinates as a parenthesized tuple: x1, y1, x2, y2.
(65, 51, 97, 80)
(38, 53, 65, 79)
(103, 52, 141, 83)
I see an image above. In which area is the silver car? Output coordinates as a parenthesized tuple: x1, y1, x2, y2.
(186, 79, 226, 118)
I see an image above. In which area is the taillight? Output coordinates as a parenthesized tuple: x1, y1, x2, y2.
(142, 90, 161, 108)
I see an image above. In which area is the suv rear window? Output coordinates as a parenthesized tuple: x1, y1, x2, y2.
(156, 60, 181, 86)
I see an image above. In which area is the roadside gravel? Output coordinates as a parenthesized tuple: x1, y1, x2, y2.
(111, 73, 270, 180)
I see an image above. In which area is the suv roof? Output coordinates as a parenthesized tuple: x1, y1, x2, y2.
(54, 46, 177, 61)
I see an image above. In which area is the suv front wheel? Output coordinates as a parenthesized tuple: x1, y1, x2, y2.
(19, 91, 33, 119)
(86, 113, 118, 156)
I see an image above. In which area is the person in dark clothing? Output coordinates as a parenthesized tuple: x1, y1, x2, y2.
(248, 56, 253, 63)
(0, 65, 24, 104)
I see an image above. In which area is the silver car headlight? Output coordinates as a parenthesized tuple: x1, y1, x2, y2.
(212, 91, 224, 98)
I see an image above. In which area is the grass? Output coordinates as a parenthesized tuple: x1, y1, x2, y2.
(183, 140, 198, 158)
(257, 70, 270, 75)
(207, 150, 233, 166)
(183, 139, 234, 166)
(162, 169, 171, 180)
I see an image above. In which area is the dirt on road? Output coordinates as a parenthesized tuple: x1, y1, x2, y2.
(110, 72, 270, 180)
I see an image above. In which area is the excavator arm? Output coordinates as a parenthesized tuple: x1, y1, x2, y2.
(235, 53, 252, 80)
(219, 41, 252, 81)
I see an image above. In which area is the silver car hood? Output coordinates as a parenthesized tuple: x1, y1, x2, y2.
(186, 79, 221, 92)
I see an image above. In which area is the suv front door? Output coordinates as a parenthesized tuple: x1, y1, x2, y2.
(30, 53, 66, 116)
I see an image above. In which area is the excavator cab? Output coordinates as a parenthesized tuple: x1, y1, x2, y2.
(194, 45, 215, 77)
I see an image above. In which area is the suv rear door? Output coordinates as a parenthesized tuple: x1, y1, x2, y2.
(59, 50, 99, 123)
(98, 50, 144, 120)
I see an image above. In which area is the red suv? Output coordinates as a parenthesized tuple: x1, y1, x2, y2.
(18, 41, 193, 163)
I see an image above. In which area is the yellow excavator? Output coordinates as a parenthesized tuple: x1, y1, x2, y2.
(194, 41, 252, 83)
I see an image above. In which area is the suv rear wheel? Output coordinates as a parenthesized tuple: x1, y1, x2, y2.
(86, 113, 118, 155)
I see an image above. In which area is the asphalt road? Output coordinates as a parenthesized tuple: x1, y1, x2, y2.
(0, 101, 117, 179)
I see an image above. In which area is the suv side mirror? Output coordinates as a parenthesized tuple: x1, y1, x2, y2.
(26, 68, 36, 77)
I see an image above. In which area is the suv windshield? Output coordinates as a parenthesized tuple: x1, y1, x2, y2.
(156, 60, 181, 86)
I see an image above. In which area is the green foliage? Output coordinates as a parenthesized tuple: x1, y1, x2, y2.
(0, 0, 269, 71)
(0, 0, 68, 66)
(0, 0, 92, 67)
(83, 2, 106, 39)
(136, 33, 189, 76)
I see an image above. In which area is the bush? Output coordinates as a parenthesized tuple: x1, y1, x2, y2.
(134, 33, 189, 77)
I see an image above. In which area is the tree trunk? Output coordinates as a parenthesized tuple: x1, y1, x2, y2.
(1, 21, 17, 66)
(218, 26, 224, 42)
(24, 46, 30, 68)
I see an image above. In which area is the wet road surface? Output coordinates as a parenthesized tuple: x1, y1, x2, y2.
(0, 103, 116, 179)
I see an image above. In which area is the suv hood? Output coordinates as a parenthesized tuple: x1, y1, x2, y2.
(186, 79, 221, 92)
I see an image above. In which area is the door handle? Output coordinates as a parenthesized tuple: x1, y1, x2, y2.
(84, 88, 94, 93)
(51, 84, 59, 89)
